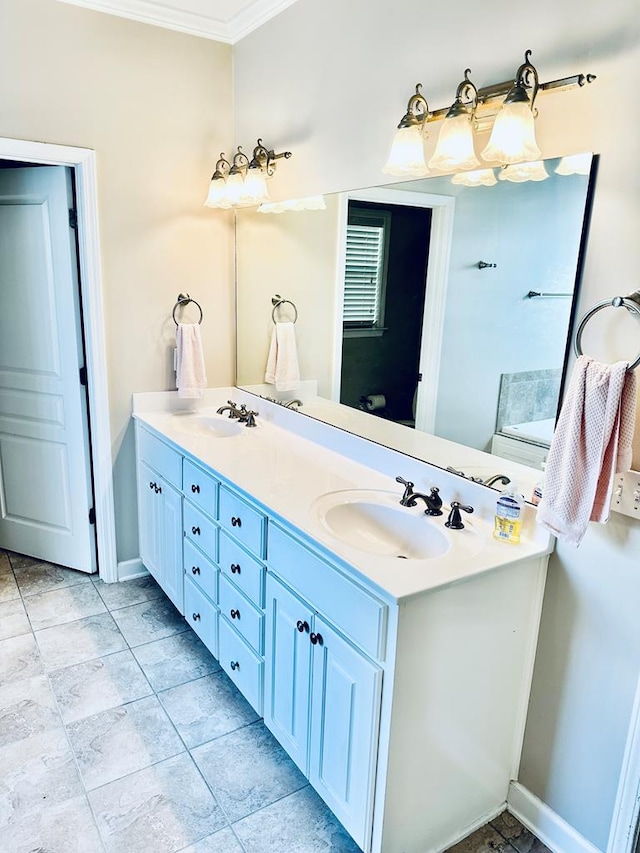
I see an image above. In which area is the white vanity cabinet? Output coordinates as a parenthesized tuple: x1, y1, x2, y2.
(136, 429, 184, 614)
(264, 572, 382, 850)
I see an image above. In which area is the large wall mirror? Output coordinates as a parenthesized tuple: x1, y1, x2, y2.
(235, 154, 596, 494)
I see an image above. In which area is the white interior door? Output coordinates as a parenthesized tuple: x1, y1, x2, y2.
(0, 166, 96, 572)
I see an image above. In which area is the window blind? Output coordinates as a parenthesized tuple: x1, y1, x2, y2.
(343, 223, 385, 326)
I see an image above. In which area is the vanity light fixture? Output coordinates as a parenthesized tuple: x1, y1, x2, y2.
(481, 51, 541, 164)
(204, 139, 292, 209)
(429, 70, 480, 172)
(498, 160, 549, 183)
(384, 52, 595, 176)
(257, 195, 327, 214)
(451, 168, 497, 187)
(383, 84, 431, 177)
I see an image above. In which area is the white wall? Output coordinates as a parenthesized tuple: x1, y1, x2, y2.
(1, 0, 234, 562)
(234, 1, 640, 849)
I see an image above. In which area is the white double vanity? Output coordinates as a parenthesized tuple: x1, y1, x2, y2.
(133, 387, 552, 853)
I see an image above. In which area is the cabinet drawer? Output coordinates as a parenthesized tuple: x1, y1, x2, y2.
(219, 575, 263, 655)
(183, 459, 219, 519)
(184, 501, 218, 561)
(184, 538, 217, 605)
(137, 426, 182, 488)
(185, 577, 218, 658)
(219, 486, 266, 558)
(268, 524, 387, 661)
(219, 530, 264, 607)
(219, 616, 263, 715)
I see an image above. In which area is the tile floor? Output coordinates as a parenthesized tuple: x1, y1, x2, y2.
(0, 549, 552, 853)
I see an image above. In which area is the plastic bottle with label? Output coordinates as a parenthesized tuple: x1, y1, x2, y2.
(493, 485, 524, 544)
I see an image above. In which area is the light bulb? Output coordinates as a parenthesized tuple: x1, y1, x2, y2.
(243, 167, 269, 203)
(204, 177, 231, 209)
(555, 153, 592, 176)
(499, 160, 549, 183)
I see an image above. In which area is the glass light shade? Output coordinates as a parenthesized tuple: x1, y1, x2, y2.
(451, 168, 497, 187)
(383, 125, 429, 177)
(225, 171, 245, 205)
(204, 177, 231, 209)
(499, 160, 549, 183)
(481, 100, 541, 164)
(257, 195, 327, 214)
(428, 115, 480, 171)
(243, 167, 270, 203)
(555, 153, 591, 176)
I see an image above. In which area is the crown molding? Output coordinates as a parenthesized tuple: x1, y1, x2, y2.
(54, 0, 299, 43)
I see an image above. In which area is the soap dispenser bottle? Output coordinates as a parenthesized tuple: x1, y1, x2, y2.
(494, 485, 524, 544)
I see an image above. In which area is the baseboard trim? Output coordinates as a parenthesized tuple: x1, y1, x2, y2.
(508, 782, 603, 853)
(116, 558, 148, 581)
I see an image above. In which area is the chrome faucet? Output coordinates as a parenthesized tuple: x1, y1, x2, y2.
(284, 399, 302, 409)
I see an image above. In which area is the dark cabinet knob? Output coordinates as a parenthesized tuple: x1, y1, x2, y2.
(310, 632, 323, 646)
(230, 609, 240, 620)
(191, 484, 200, 494)
(192, 612, 201, 621)
(231, 516, 242, 528)
(191, 566, 200, 575)
(156, 485, 162, 494)
(230, 660, 239, 671)
(149, 481, 155, 490)
(296, 620, 309, 633)
(192, 526, 200, 536)
(230, 563, 241, 574)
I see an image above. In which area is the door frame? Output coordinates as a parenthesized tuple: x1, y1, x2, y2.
(331, 187, 455, 433)
(0, 136, 117, 582)
(608, 673, 640, 853)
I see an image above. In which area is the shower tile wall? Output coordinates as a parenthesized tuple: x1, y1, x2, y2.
(496, 368, 562, 432)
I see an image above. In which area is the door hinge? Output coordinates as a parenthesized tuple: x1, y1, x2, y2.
(79, 366, 88, 386)
(68, 207, 78, 229)
(417, 373, 423, 382)
(89, 507, 96, 525)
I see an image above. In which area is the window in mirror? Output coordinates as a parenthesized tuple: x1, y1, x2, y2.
(343, 206, 391, 335)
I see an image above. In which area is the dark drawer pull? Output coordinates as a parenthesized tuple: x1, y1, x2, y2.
(230, 563, 241, 574)
(191, 484, 200, 494)
(230, 608, 240, 620)
(191, 566, 200, 575)
(156, 485, 162, 494)
(191, 526, 200, 536)
(149, 481, 155, 490)
(192, 612, 201, 622)
(296, 620, 309, 633)
(231, 516, 242, 528)
(310, 632, 323, 646)
(230, 660, 239, 671)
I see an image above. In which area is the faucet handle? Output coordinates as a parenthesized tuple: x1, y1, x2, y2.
(424, 487, 443, 516)
(445, 501, 474, 530)
(396, 476, 416, 507)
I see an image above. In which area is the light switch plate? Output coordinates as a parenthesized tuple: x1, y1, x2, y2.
(610, 470, 640, 519)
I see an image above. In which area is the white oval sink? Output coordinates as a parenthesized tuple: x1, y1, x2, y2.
(171, 413, 242, 438)
(313, 490, 450, 560)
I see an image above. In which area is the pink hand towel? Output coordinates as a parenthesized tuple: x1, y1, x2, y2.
(537, 355, 637, 546)
(176, 323, 207, 399)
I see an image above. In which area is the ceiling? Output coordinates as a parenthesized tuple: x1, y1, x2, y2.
(55, 0, 300, 43)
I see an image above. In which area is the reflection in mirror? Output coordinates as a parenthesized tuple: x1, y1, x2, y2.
(235, 154, 596, 495)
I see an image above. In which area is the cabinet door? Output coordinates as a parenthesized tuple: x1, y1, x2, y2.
(159, 479, 183, 614)
(138, 459, 162, 582)
(309, 616, 382, 851)
(264, 574, 313, 773)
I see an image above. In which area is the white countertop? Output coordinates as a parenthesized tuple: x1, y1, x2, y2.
(133, 389, 553, 603)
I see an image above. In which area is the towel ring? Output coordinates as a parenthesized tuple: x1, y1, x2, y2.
(173, 293, 203, 327)
(271, 295, 298, 324)
(574, 292, 640, 371)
